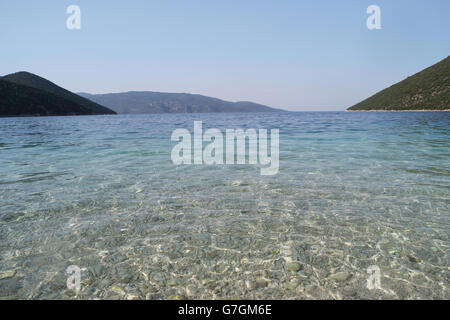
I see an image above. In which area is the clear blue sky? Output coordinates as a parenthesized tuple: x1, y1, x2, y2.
(1, 0, 449, 110)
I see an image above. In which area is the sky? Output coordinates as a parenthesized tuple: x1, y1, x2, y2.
(0, 0, 449, 111)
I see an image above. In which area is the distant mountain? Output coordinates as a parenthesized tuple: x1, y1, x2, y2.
(1, 72, 116, 117)
(78, 91, 281, 114)
(348, 56, 450, 111)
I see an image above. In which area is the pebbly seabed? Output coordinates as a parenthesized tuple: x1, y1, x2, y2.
(0, 111, 449, 300)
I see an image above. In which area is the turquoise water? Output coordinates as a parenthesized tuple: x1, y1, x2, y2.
(0, 112, 449, 299)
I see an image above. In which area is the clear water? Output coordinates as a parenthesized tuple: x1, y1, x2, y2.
(0, 112, 448, 300)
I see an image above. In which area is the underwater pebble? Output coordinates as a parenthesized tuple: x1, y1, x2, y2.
(201, 279, 217, 289)
(329, 272, 352, 282)
(109, 286, 125, 296)
(245, 280, 256, 290)
(216, 264, 230, 274)
(287, 262, 303, 272)
(255, 278, 269, 288)
(0, 270, 16, 279)
(167, 279, 178, 287)
(152, 273, 165, 282)
(408, 255, 420, 263)
(285, 279, 300, 290)
(185, 284, 197, 296)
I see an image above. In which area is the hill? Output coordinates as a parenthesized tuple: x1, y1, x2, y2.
(348, 56, 449, 111)
(1, 72, 116, 116)
(78, 91, 281, 114)
(0, 79, 112, 117)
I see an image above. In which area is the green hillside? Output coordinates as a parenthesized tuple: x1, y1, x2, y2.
(0, 79, 101, 117)
(348, 56, 450, 111)
(2, 72, 116, 115)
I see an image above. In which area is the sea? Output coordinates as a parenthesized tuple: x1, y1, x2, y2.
(0, 111, 448, 299)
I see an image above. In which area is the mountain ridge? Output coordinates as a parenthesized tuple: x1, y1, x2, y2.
(78, 91, 282, 114)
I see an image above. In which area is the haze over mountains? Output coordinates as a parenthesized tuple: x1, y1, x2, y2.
(78, 92, 280, 114)
(348, 56, 449, 111)
(0, 71, 280, 117)
(0, 72, 116, 117)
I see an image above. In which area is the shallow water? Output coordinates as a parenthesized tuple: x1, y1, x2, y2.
(0, 112, 449, 300)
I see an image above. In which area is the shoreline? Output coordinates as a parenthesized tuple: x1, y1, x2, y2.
(346, 109, 450, 112)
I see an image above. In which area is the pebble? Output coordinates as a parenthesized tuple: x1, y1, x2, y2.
(186, 285, 197, 296)
(420, 265, 434, 274)
(207, 250, 221, 259)
(342, 286, 357, 297)
(109, 286, 125, 295)
(152, 273, 165, 282)
(201, 280, 217, 289)
(329, 272, 352, 282)
(216, 265, 230, 274)
(287, 262, 303, 272)
(167, 279, 178, 287)
(126, 294, 140, 300)
(245, 280, 256, 290)
(407, 255, 420, 263)
(82, 279, 92, 286)
(255, 278, 269, 288)
(273, 258, 285, 268)
(0, 270, 16, 279)
(285, 279, 300, 290)
(168, 295, 184, 300)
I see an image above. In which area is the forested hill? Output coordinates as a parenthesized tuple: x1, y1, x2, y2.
(348, 56, 449, 111)
(0, 72, 116, 116)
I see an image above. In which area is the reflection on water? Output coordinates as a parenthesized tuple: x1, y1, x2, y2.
(0, 112, 449, 299)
